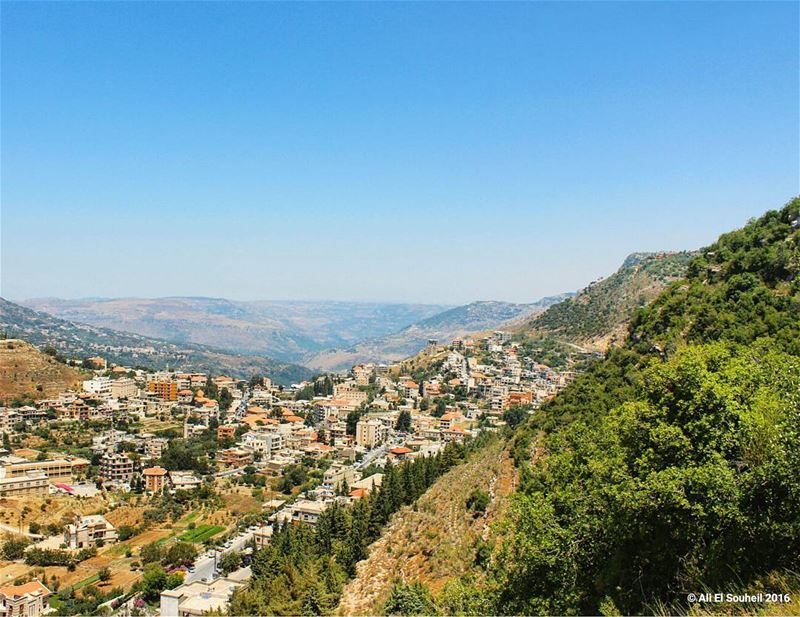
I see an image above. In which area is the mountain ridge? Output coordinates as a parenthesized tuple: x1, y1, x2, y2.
(0, 298, 312, 384)
(19, 297, 452, 364)
(514, 250, 696, 351)
(304, 294, 573, 371)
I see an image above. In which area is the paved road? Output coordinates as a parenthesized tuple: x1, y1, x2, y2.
(183, 529, 256, 584)
(0, 523, 42, 540)
(214, 465, 246, 479)
(355, 436, 403, 470)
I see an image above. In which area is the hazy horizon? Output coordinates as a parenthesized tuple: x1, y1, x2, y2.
(3, 2, 798, 303)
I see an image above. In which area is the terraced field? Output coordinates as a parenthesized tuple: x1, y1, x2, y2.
(178, 524, 225, 543)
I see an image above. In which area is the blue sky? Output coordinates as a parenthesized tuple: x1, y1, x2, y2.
(2, 2, 798, 304)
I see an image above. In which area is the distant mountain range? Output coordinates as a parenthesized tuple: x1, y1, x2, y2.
(8, 252, 695, 376)
(20, 297, 451, 364)
(0, 298, 312, 384)
(19, 295, 576, 372)
(304, 295, 574, 371)
(514, 251, 696, 350)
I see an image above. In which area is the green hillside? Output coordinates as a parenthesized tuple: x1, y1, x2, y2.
(518, 251, 695, 351)
(374, 198, 800, 616)
(457, 198, 800, 615)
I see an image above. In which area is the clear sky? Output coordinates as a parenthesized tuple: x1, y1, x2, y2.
(1, 1, 798, 304)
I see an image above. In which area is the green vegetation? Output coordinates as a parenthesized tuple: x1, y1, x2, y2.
(230, 434, 495, 616)
(25, 547, 96, 568)
(465, 489, 489, 514)
(434, 197, 800, 615)
(1, 536, 30, 561)
(395, 409, 412, 432)
(178, 524, 225, 543)
(383, 580, 439, 616)
(522, 251, 694, 348)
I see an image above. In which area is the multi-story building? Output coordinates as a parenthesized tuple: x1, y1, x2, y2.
(83, 376, 112, 396)
(111, 377, 137, 399)
(217, 425, 237, 441)
(0, 579, 51, 617)
(145, 437, 169, 460)
(253, 525, 273, 550)
(241, 431, 284, 459)
(216, 448, 253, 467)
(148, 380, 178, 401)
(100, 452, 134, 483)
(160, 576, 246, 617)
(64, 515, 118, 549)
(273, 499, 331, 526)
(0, 472, 48, 498)
(0, 456, 89, 484)
(142, 466, 169, 492)
(355, 418, 388, 448)
(0, 409, 20, 435)
(322, 463, 359, 491)
(333, 384, 368, 406)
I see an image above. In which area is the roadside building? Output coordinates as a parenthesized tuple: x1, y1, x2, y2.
(160, 571, 248, 617)
(252, 525, 273, 550)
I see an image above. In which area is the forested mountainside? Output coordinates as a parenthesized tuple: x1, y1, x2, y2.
(517, 251, 694, 351)
(228, 434, 498, 616)
(429, 198, 799, 615)
(0, 298, 312, 384)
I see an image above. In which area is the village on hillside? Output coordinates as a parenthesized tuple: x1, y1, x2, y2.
(0, 330, 579, 616)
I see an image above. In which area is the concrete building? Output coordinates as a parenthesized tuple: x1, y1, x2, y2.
(322, 463, 359, 491)
(64, 515, 118, 549)
(82, 377, 112, 396)
(110, 377, 137, 399)
(241, 431, 285, 459)
(252, 525, 273, 550)
(169, 471, 202, 491)
(0, 579, 51, 617)
(0, 456, 89, 484)
(148, 380, 178, 401)
(0, 472, 48, 498)
(142, 466, 168, 492)
(216, 448, 253, 467)
(273, 499, 332, 526)
(100, 452, 134, 483)
(355, 418, 387, 448)
(160, 571, 248, 617)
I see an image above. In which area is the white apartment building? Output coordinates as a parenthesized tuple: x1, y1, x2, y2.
(82, 376, 112, 396)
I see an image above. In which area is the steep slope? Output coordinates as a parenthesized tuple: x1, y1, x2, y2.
(462, 198, 800, 615)
(306, 296, 571, 371)
(21, 297, 449, 363)
(517, 251, 694, 351)
(0, 299, 312, 384)
(337, 437, 517, 615)
(0, 339, 89, 404)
